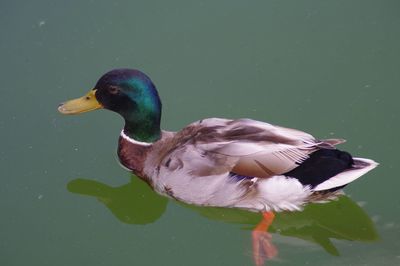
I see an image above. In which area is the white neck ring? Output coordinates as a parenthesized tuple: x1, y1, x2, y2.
(120, 130, 153, 146)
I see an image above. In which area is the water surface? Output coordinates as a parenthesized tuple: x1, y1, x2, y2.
(1, 1, 400, 265)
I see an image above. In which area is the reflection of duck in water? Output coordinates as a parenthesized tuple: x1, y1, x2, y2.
(68, 177, 168, 224)
(59, 69, 378, 265)
(68, 176, 378, 265)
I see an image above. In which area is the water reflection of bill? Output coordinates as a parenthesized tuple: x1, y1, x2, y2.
(68, 175, 378, 265)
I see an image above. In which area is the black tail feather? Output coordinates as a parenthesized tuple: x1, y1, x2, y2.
(284, 149, 354, 188)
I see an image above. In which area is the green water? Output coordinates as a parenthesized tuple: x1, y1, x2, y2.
(1, 0, 399, 265)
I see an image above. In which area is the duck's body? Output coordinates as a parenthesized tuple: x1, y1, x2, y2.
(118, 117, 376, 212)
(59, 69, 378, 212)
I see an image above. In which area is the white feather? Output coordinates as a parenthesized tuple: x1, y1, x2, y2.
(236, 176, 311, 212)
(314, 158, 379, 191)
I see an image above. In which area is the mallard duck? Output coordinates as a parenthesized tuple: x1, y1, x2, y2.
(58, 69, 378, 213)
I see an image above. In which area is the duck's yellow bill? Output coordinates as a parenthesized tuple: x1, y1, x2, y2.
(58, 89, 103, 115)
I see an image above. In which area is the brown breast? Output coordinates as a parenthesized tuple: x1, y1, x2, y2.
(117, 136, 151, 177)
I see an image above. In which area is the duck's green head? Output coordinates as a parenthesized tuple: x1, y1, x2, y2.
(58, 69, 162, 142)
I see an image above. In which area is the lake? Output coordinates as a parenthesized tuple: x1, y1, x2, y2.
(1, 0, 399, 265)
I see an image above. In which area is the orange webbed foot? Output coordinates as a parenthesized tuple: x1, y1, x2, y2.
(252, 212, 278, 266)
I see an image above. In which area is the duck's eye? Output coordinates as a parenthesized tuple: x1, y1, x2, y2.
(108, 86, 120, 94)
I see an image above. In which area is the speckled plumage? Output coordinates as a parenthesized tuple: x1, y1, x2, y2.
(117, 117, 377, 212)
(59, 69, 378, 212)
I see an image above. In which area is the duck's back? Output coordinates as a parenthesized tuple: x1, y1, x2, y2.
(142, 118, 378, 211)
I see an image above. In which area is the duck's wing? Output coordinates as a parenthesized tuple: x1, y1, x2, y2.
(189, 118, 344, 178)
